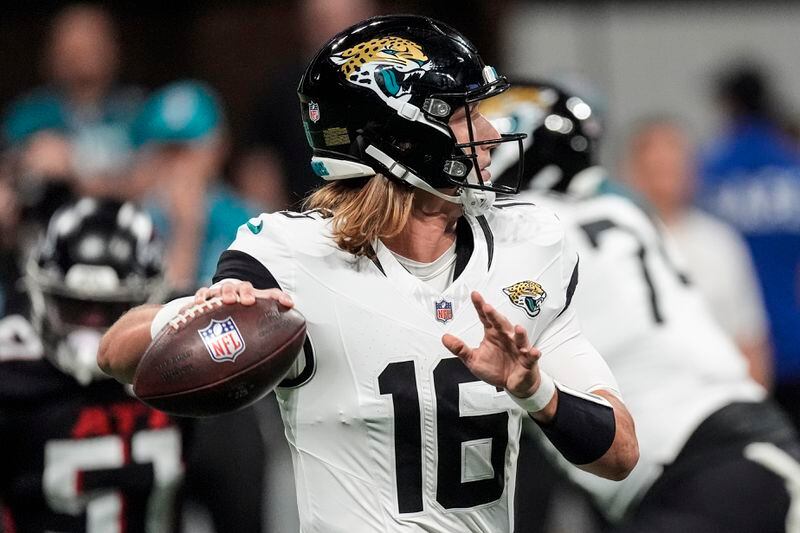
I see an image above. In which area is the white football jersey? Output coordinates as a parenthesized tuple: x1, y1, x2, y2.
(520, 178, 765, 521)
(220, 205, 620, 533)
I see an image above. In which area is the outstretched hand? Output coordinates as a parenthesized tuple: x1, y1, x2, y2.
(442, 291, 543, 399)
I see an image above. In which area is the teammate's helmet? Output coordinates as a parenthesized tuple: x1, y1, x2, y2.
(298, 14, 526, 214)
(485, 80, 602, 193)
(26, 198, 165, 384)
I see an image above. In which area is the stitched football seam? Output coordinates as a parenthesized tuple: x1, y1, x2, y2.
(169, 297, 225, 330)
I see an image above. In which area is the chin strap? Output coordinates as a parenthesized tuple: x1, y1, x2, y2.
(363, 145, 495, 215)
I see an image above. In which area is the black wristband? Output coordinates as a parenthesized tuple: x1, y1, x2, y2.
(535, 386, 616, 465)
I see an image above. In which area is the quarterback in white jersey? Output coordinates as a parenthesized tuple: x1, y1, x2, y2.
(208, 201, 618, 532)
(99, 16, 638, 533)
(488, 81, 800, 533)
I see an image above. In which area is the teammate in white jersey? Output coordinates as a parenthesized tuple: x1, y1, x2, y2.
(97, 16, 638, 532)
(487, 80, 800, 532)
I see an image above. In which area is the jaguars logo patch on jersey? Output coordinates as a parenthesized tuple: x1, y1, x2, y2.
(330, 37, 431, 105)
(503, 281, 547, 318)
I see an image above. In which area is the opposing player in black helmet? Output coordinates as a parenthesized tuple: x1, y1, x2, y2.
(98, 16, 638, 532)
(26, 198, 165, 384)
(488, 80, 800, 533)
(0, 198, 185, 532)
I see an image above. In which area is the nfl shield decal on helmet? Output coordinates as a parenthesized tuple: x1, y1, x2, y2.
(435, 299, 453, 324)
(198, 317, 246, 363)
(308, 101, 320, 123)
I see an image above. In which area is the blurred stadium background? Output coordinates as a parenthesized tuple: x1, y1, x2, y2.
(1, 1, 798, 532)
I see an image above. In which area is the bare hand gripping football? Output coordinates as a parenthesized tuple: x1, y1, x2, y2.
(133, 284, 304, 417)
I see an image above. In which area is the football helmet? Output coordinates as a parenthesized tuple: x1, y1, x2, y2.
(298, 14, 526, 214)
(484, 80, 603, 194)
(26, 198, 165, 384)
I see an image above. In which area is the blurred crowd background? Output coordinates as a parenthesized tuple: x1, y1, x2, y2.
(0, 1, 798, 532)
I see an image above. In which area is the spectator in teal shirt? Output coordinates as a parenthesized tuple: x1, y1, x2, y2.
(3, 5, 141, 187)
(130, 80, 256, 291)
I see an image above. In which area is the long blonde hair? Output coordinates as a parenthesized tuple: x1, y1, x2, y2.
(303, 175, 415, 258)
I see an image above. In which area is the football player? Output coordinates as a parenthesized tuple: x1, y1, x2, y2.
(97, 15, 638, 533)
(487, 81, 800, 532)
(0, 198, 184, 532)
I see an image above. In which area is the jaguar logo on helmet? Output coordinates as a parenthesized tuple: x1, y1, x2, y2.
(330, 36, 432, 108)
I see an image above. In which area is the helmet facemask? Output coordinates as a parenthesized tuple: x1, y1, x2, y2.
(429, 68, 527, 196)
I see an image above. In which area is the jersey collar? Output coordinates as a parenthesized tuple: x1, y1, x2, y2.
(371, 214, 493, 324)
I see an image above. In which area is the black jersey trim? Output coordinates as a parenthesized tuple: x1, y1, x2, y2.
(476, 215, 494, 270)
(453, 217, 475, 281)
(366, 244, 387, 276)
(371, 256, 386, 276)
(557, 255, 580, 318)
(278, 335, 316, 388)
(212, 250, 281, 290)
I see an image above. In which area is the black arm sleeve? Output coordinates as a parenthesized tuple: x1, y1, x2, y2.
(535, 386, 616, 465)
(212, 250, 281, 290)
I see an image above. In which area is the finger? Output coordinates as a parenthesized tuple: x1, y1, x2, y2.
(220, 282, 239, 305)
(471, 291, 491, 328)
(442, 333, 473, 363)
(513, 325, 530, 351)
(483, 302, 514, 335)
(194, 287, 210, 304)
(518, 344, 542, 368)
(237, 281, 256, 306)
(256, 288, 294, 309)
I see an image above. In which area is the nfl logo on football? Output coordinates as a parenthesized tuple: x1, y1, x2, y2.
(434, 299, 453, 324)
(308, 101, 320, 123)
(198, 317, 247, 363)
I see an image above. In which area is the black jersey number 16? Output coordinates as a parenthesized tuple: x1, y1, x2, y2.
(379, 358, 509, 513)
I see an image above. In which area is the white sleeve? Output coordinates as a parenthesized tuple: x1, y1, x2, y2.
(222, 214, 295, 295)
(537, 303, 622, 399)
(149, 296, 195, 339)
(533, 230, 621, 398)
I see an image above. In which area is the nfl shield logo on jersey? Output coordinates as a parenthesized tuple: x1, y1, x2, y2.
(434, 299, 453, 323)
(308, 101, 320, 123)
(198, 317, 246, 363)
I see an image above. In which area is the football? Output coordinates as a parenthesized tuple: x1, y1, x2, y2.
(133, 297, 305, 417)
